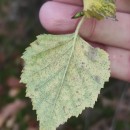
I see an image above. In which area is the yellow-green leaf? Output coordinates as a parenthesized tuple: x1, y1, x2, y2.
(73, 0, 116, 20)
(21, 34, 110, 130)
(83, 0, 116, 19)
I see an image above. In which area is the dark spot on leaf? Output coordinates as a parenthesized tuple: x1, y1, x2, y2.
(94, 75, 100, 83)
(36, 41, 39, 45)
(85, 47, 98, 62)
(81, 44, 84, 49)
(76, 91, 79, 93)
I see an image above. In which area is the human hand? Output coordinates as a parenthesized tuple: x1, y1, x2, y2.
(39, 0, 130, 82)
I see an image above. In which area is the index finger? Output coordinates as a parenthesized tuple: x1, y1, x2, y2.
(54, 0, 130, 13)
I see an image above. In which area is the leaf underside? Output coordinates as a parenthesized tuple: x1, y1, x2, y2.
(21, 34, 110, 130)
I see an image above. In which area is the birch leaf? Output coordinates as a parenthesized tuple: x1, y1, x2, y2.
(21, 34, 110, 130)
(83, 0, 116, 19)
(73, 0, 116, 20)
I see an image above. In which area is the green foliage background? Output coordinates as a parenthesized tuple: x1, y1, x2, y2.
(0, 0, 130, 130)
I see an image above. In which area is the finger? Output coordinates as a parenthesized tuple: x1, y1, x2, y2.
(39, 1, 130, 50)
(108, 47, 130, 82)
(53, 0, 130, 13)
(80, 13, 130, 50)
(39, 1, 81, 33)
(90, 42, 130, 82)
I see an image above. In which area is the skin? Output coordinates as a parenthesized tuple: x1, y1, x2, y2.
(39, 0, 130, 82)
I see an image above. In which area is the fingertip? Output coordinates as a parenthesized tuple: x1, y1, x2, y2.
(39, 1, 81, 33)
(39, 1, 56, 33)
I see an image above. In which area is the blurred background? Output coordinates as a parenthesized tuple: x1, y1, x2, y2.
(0, 0, 130, 130)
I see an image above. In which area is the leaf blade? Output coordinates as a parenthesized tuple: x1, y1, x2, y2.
(21, 34, 110, 130)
